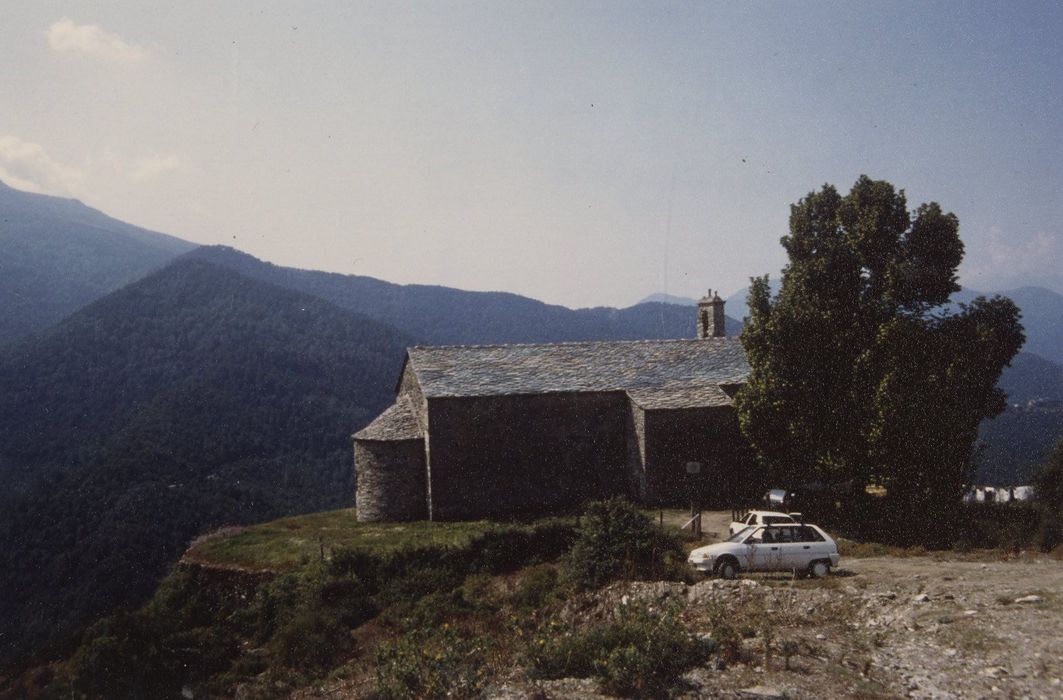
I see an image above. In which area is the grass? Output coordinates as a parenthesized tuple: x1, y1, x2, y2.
(184, 508, 510, 571)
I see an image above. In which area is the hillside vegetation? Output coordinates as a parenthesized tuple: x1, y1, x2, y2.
(11, 500, 703, 699)
(0, 259, 413, 665)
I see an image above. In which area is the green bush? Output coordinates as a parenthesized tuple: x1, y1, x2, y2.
(1034, 441, 1063, 551)
(232, 571, 307, 643)
(508, 565, 561, 610)
(526, 602, 710, 697)
(319, 574, 378, 627)
(565, 498, 685, 590)
(67, 609, 240, 699)
(374, 625, 491, 700)
(703, 601, 742, 664)
(272, 608, 352, 670)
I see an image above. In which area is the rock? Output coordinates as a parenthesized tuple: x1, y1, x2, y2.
(739, 685, 787, 699)
(944, 648, 957, 657)
(815, 633, 826, 640)
(1015, 595, 1043, 604)
(963, 609, 978, 616)
(982, 666, 1007, 678)
(741, 579, 760, 588)
(912, 593, 930, 604)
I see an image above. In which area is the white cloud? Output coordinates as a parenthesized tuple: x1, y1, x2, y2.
(0, 135, 84, 195)
(129, 155, 181, 182)
(963, 225, 1061, 289)
(985, 225, 1057, 269)
(45, 18, 147, 62)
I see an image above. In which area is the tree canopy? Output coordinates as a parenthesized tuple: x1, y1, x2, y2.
(736, 176, 1024, 532)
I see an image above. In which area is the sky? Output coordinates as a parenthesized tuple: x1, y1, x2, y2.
(1, 2, 1062, 308)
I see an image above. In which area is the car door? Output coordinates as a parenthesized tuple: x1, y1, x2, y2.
(739, 527, 769, 571)
(791, 526, 827, 568)
(748, 526, 789, 571)
(772, 526, 806, 569)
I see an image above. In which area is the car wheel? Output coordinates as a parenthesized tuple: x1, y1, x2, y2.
(718, 559, 738, 580)
(809, 560, 830, 578)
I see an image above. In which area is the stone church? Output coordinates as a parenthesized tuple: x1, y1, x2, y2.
(353, 292, 753, 522)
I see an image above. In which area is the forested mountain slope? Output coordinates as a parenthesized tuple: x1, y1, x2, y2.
(0, 258, 412, 665)
(0, 180, 195, 347)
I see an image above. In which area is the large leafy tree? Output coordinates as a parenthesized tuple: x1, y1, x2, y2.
(736, 176, 1024, 534)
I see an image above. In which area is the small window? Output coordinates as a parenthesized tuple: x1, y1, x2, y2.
(796, 526, 824, 543)
(776, 527, 795, 543)
(744, 513, 756, 525)
(764, 515, 791, 525)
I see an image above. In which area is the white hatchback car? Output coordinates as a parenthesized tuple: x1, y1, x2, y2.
(728, 510, 798, 536)
(689, 523, 840, 579)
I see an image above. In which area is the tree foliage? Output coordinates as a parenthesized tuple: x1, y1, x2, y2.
(1033, 438, 1063, 551)
(736, 176, 1024, 536)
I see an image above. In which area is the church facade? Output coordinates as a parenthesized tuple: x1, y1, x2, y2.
(353, 292, 754, 521)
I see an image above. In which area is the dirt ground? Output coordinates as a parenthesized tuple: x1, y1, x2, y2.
(501, 511, 1063, 699)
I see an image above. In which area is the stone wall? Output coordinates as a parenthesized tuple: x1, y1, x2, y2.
(641, 405, 754, 506)
(355, 438, 428, 522)
(625, 401, 649, 500)
(426, 392, 629, 520)
(398, 365, 427, 429)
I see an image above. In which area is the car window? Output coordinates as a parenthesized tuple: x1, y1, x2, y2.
(743, 513, 756, 525)
(764, 515, 793, 525)
(727, 526, 755, 543)
(796, 526, 824, 542)
(775, 526, 795, 542)
(747, 527, 765, 544)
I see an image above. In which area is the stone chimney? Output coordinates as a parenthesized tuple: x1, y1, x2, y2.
(696, 289, 726, 339)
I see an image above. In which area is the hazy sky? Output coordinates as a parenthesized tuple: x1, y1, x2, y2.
(2, 2, 1062, 307)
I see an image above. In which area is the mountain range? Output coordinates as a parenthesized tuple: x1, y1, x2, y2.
(0, 180, 195, 348)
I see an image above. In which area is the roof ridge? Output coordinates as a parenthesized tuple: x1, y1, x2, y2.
(409, 336, 740, 351)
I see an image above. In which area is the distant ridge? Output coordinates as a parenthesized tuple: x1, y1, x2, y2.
(0, 179, 196, 347)
(637, 292, 697, 306)
(187, 246, 743, 344)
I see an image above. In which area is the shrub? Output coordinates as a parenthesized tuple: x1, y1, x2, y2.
(1034, 441, 1063, 551)
(565, 498, 685, 589)
(232, 572, 307, 643)
(319, 574, 378, 627)
(383, 588, 479, 631)
(508, 565, 561, 610)
(704, 602, 741, 664)
(272, 608, 352, 670)
(374, 625, 490, 700)
(527, 602, 711, 698)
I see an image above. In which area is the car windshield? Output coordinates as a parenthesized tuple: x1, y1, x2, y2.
(726, 526, 755, 543)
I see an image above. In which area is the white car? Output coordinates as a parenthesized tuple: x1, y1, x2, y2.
(688, 523, 840, 579)
(729, 510, 798, 536)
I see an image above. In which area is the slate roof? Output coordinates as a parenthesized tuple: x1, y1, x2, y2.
(405, 337, 748, 409)
(354, 395, 422, 441)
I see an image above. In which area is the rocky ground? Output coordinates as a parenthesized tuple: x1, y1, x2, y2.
(488, 554, 1062, 700)
(287, 510, 1061, 699)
